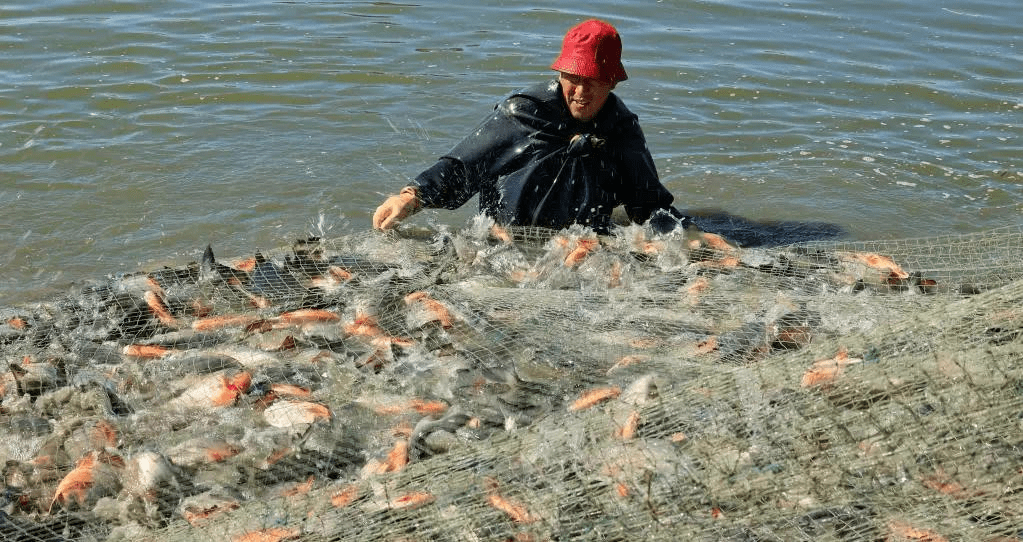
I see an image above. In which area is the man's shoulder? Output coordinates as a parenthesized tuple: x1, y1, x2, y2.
(497, 79, 561, 116)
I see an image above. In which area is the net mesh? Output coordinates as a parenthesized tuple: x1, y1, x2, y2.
(2, 219, 1022, 542)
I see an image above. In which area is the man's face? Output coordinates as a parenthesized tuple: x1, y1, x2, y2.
(559, 72, 614, 122)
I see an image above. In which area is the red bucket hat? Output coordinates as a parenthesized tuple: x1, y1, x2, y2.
(550, 19, 628, 84)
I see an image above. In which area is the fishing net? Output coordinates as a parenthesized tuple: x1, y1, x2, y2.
(2, 218, 1022, 541)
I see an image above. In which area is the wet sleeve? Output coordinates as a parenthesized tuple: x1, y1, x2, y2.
(615, 118, 676, 224)
(411, 157, 472, 210)
(412, 97, 539, 210)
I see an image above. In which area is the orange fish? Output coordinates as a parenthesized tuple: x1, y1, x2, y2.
(344, 312, 384, 338)
(564, 238, 600, 267)
(49, 451, 123, 513)
(204, 441, 242, 463)
(50, 453, 99, 512)
(885, 520, 948, 542)
(144, 290, 178, 327)
(328, 265, 354, 281)
(607, 354, 650, 374)
(568, 386, 621, 411)
(370, 397, 448, 417)
(404, 291, 455, 328)
(330, 483, 361, 508)
(484, 478, 537, 524)
(7, 317, 27, 330)
(249, 295, 272, 309)
(345, 313, 416, 348)
(274, 308, 340, 326)
(409, 398, 449, 416)
(231, 257, 258, 273)
(122, 344, 174, 359)
(386, 491, 435, 510)
(688, 232, 735, 252)
(215, 371, 252, 406)
(614, 410, 641, 440)
(182, 499, 240, 526)
(89, 419, 119, 450)
(641, 240, 664, 255)
(382, 440, 409, 473)
(280, 475, 315, 497)
(309, 266, 355, 290)
(232, 527, 301, 542)
(269, 383, 312, 398)
(173, 370, 252, 408)
(167, 437, 243, 467)
(188, 299, 214, 317)
(800, 349, 862, 388)
(839, 251, 909, 279)
(362, 439, 410, 477)
(490, 224, 513, 244)
(191, 314, 260, 332)
(263, 400, 332, 428)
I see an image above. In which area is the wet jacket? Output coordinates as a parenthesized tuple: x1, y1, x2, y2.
(411, 79, 678, 233)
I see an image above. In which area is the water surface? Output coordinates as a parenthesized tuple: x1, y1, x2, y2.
(2, 0, 1020, 305)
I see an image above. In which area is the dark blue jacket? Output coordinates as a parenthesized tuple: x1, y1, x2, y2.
(411, 79, 679, 233)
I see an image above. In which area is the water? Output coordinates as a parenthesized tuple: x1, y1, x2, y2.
(2, 0, 1020, 306)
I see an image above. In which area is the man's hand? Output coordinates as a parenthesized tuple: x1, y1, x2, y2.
(372, 187, 421, 230)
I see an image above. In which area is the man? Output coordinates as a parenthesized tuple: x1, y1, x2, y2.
(372, 19, 688, 234)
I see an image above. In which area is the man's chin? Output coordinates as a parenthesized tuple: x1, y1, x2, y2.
(569, 106, 595, 122)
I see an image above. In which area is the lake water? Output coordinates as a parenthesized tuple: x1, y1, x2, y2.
(1, 0, 1020, 306)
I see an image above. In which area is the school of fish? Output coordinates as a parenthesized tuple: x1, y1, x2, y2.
(2, 217, 1020, 541)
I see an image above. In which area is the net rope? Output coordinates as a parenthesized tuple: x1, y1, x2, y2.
(1, 219, 1021, 541)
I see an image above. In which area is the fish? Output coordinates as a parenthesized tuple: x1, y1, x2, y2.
(614, 410, 641, 440)
(199, 244, 252, 286)
(330, 483, 362, 508)
(180, 491, 241, 526)
(369, 397, 450, 417)
(169, 369, 252, 409)
(362, 439, 409, 477)
(483, 477, 537, 524)
(278, 475, 315, 497)
(263, 400, 332, 429)
(49, 450, 124, 513)
(839, 251, 909, 279)
(144, 289, 178, 328)
(800, 349, 863, 388)
(343, 311, 415, 349)
(273, 308, 341, 327)
(166, 438, 243, 468)
(884, 520, 948, 542)
(362, 491, 435, 512)
(5, 357, 61, 398)
(122, 343, 175, 359)
(191, 314, 261, 332)
(568, 386, 621, 411)
(607, 354, 650, 374)
(564, 237, 600, 267)
(121, 451, 178, 503)
(248, 252, 315, 306)
(403, 291, 455, 329)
